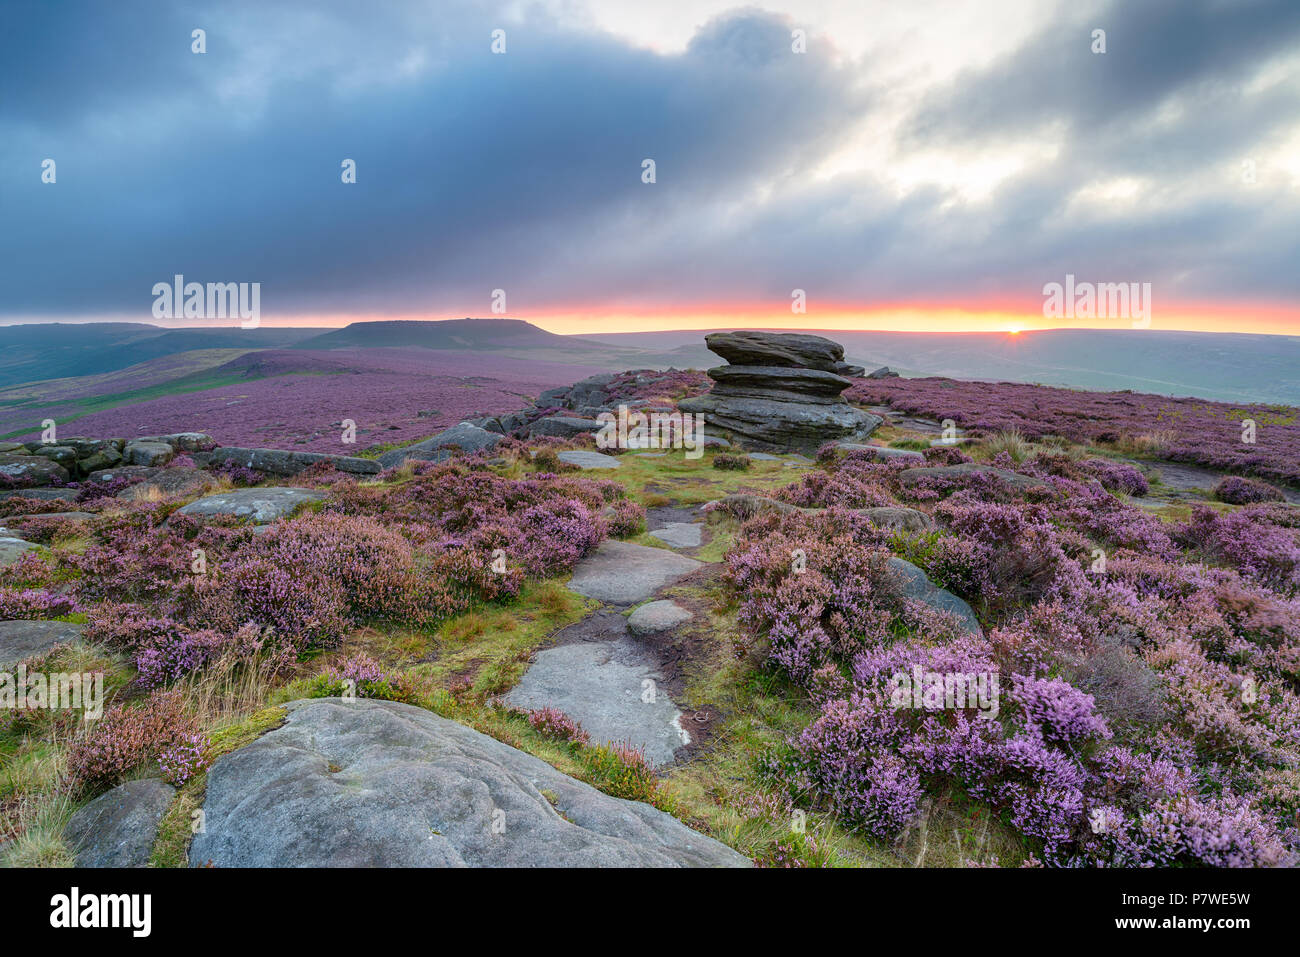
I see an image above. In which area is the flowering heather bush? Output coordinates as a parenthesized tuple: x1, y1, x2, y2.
(603, 368, 710, 407)
(521, 706, 591, 745)
(604, 499, 646, 538)
(10, 514, 85, 545)
(776, 455, 898, 509)
(75, 475, 142, 501)
(726, 509, 904, 682)
(1176, 506, 1300, 595)
(66, 690, 197, 796)
(307, 652, 420, 704)
(726, 465, 1300, 865)
(209, 461, 264, 486)
(0, 587, 78, 620)
(1077, 458, 1149, 496)
(1214, 475, 1285, 505)
(157, 731, 210, 787)
(846, 376, 1300, 486)
(583, 741, 663, 804)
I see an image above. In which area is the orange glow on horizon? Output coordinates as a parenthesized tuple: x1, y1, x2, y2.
(19, 300, 1300, 336)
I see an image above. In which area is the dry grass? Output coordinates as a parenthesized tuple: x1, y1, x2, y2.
(983, 428, 1032, 463)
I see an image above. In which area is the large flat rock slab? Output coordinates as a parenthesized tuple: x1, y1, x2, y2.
(65, 779, 175, 868)
(190, 698, 747, 867)
(506, 633, 690, 767)
(0, 620, 85, 667)
(566, 540, 703, 605)
(174, 487, 323, 523)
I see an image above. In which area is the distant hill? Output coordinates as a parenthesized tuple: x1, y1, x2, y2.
(586, 328, 1300, 406)
(0, 323, 326, 389)
(298, 318, 593, 352)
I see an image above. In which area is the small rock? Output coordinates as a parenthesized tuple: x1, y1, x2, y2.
(123, 440, 175, 467)
(887, 557, 982, 635)
(527, 416, 604, 439)
(897, 463, 1047, 491)
(627, 600, 693, 636)
(375, 422, 502, 469)
(837, 443, 925, 461)
(65, 779, 175, 868)
(855, 506, 936, 533)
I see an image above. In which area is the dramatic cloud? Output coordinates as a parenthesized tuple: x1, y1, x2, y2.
(1, 0, 1297, 327)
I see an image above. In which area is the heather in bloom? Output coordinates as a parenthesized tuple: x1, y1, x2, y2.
(1214, 475, 1286, 505)
(521, 706, 591, 745)
(66, 690, 198, 796)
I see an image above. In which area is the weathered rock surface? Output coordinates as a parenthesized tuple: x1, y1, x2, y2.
(556, 450, 621, 470)
(505, 630, 690, 767)
(116, 467, 217, 501)
(887, 557, 982, 635)
(566, 540, 703, 605)
(837, 443, 925, 461)
(896, 463, 1048, 491)
(680, 332, 880, 453)
(705, 365, 854, 402)
(190, 698, 747, 867)
(0, 620, 84, 667)
(375, 422, 503, 469)
(704, 331, 844, 371)
(209, 447, 382, 477)
(175, 487, 323, 523)
(856, 506, 936, 533)
(0, 537, 40, 569)
(649, 523, 702, 548)
(0, 487, 80, 502)
(527, 415, 603, 439)
(866, 366, 900, 379)
(65, 779, 175, 868)
(123, 439, 175, 467)
(627, 600, 693, 636)
(0, 453, 69, 486)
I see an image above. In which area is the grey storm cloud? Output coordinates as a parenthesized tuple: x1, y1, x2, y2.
(0, 0, 1296, 318)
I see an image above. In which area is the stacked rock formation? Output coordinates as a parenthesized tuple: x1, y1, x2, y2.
(678, 332, 881, 452)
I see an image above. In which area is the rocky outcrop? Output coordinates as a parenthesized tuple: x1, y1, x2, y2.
(0, 452, 69, 486)
(0, 434, 211, 484)
(527, 415, 604, 439)
(65, 779, 174, 868)
(375, 422, 503, 469)
(209, 447, 382, 477)
(190, 698, 748, 867)
(174, 487, 324, 523)
(679, 332, 880, 453)
(866, 366, 900, 379)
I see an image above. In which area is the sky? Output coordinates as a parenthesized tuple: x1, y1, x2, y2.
(1, 0, 1298, 336)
